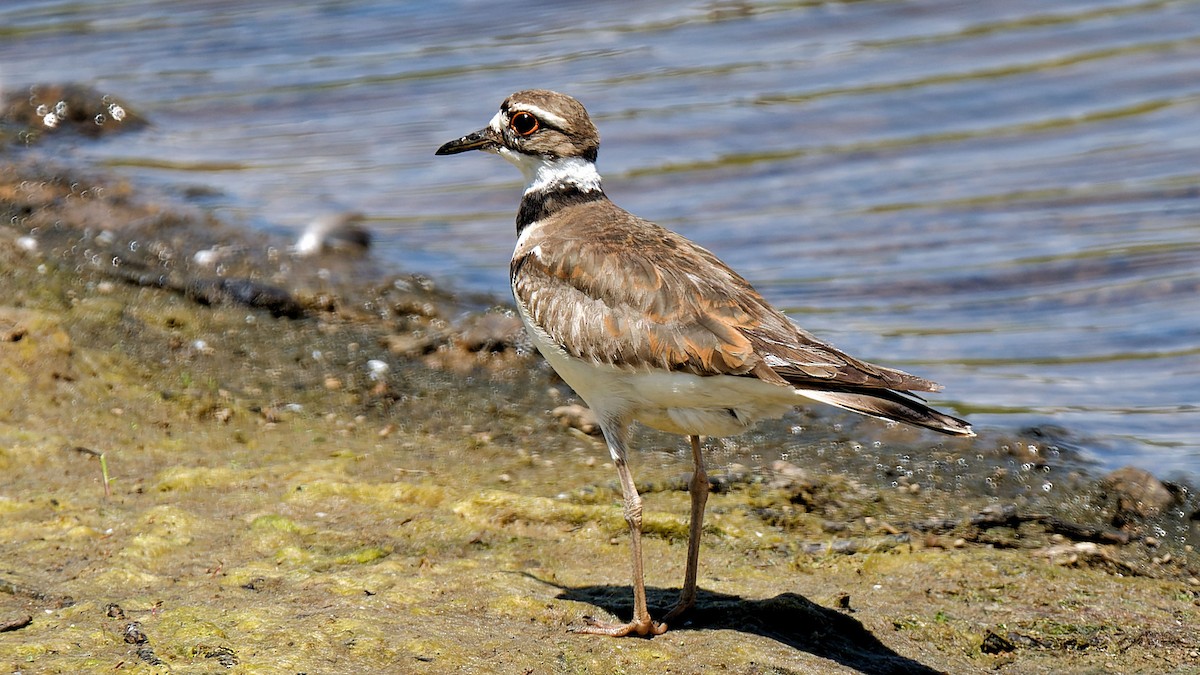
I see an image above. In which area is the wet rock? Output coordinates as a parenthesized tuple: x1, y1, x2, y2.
(0, 613, 32, 633)
(1100, 466, 1175, 522)
(184, 278, 306, 319)
(981, 630, 1016, 654)
(709, 462, 751, 493)
(1, 83, 146, 144)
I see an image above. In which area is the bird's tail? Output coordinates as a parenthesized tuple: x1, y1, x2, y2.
(798, 388, 974, 437)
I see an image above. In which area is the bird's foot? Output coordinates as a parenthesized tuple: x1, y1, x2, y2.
(572, 614, 667, 637)
(662, 598, 694, 624)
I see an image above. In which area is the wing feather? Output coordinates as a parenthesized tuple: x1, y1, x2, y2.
(511, 200, 945, 395)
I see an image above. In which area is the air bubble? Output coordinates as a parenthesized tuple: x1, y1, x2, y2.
(95, 114, 106, 125)
(108, 103, 126, 121)
(1041, 482, 1053, 492)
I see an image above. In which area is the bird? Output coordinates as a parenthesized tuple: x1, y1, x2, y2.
(435, 89, 973, 637)
(292, 211, 371, 257)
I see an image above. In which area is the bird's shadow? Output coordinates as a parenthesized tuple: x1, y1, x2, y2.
(547, 581, 944, 675)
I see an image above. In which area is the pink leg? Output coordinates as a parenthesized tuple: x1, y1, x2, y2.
(665, 435, 707, 622)
(572, 419, 667, 637)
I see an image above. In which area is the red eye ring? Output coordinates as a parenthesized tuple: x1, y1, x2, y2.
(509, 111, 540, 136)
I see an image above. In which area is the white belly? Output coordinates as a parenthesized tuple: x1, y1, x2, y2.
(516, 304, 799, 437)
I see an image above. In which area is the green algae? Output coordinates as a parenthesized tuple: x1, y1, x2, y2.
(0, 159, 1198, 673)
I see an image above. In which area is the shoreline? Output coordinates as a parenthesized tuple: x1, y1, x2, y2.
(2, 107, 1198, 671)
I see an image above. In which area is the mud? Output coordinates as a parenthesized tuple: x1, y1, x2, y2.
(1, 96, 1198, 673)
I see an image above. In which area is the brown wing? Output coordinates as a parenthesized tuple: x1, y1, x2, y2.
(511, 200, 943, 394)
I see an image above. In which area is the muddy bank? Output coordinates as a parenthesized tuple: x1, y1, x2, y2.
(2, 95, 1199, 673)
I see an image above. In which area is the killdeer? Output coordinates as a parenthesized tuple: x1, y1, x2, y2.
(436, 89, 973, 637)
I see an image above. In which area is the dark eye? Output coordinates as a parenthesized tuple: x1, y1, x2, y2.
(509, 111, 540, 136)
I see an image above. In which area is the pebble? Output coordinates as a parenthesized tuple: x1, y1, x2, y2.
(366, 359, 389, 380)
(456, 313, 524, 352)
(1100, 466, 1174, 519)
(768, 460, 816, 491)
(551, 404, 598, 435)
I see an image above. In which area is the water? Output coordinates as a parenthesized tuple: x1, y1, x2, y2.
(2, 0, 1197, 478)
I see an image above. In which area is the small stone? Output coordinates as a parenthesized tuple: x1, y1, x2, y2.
(324, 376, 342, 391)
(383, 332, 444, 357)
(551, 404, 598, 435)
(980, 630, 1016, 654)
(768, 460, 815, 491)
(1100, 466, 1174, 520)
(457, 313, 524, 352)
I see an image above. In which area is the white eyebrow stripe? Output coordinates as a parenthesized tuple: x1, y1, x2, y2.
(511, 104, 569, 130)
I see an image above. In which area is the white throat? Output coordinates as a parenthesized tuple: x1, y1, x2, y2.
(499, 149, 602, 196)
